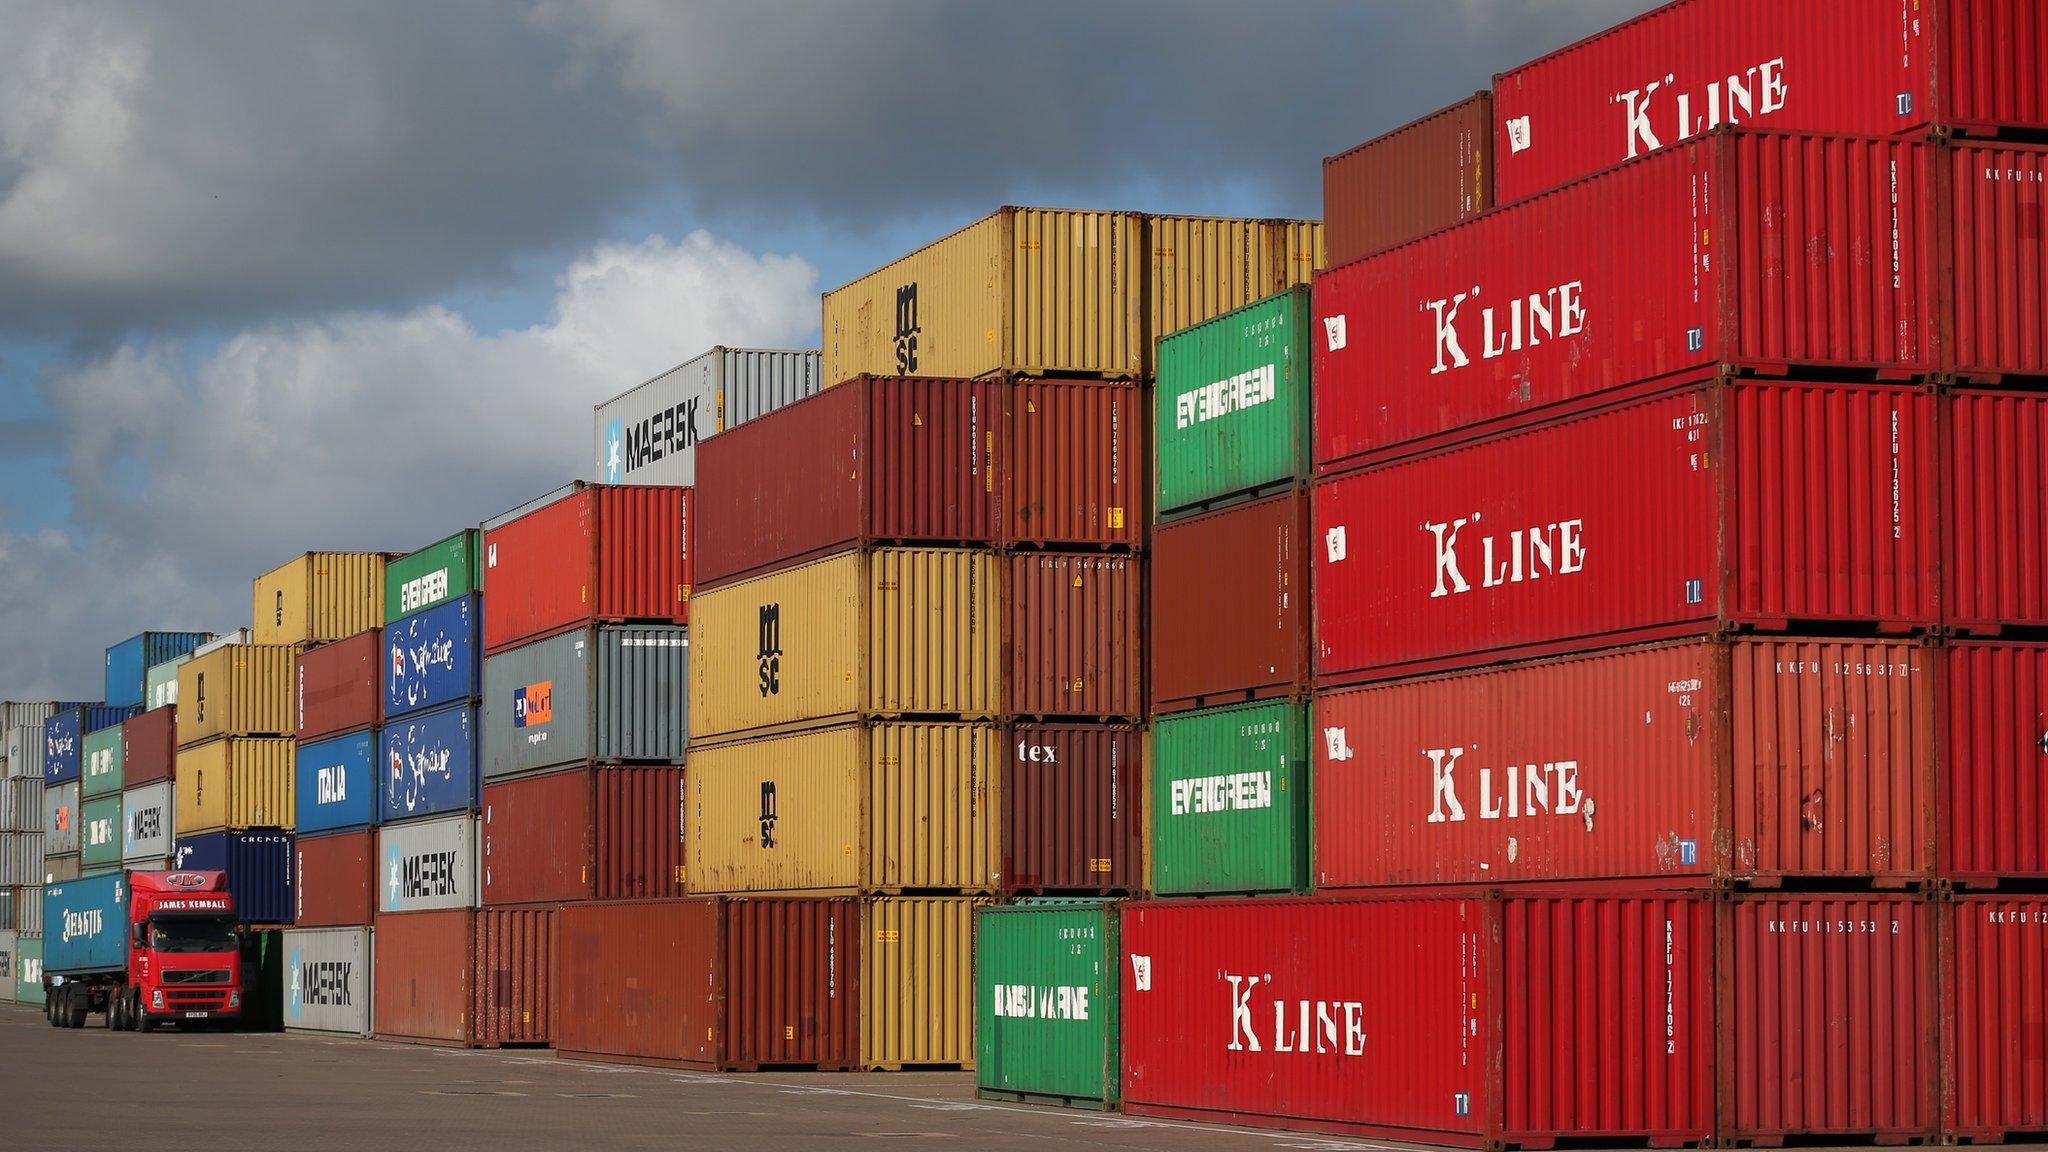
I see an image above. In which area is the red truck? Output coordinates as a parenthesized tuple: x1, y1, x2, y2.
(42, 870, 245, 1031)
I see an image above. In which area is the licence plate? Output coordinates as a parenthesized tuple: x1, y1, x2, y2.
(182, 1011, 209, 1019)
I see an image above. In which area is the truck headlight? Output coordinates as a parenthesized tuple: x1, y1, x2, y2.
(228, 991, 241, 1008)
(151, 990, 164, 1009)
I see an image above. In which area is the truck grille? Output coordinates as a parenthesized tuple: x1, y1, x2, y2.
(163, 969, 230, 985)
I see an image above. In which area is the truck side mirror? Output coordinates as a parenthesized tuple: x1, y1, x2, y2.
(132, 923, 147, 948)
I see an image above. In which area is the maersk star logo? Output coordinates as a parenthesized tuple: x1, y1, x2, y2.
(603, 418, 624, 482)
(386, 846, 402, 908)
(288, 949, 302, 1017)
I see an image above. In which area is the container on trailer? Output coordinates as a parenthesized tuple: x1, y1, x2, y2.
(122, 781, 171, 865)
(45, 854, 80, 883)
(252, 552, 391, 648)
(862, 896, 980, 1070)
(44, 706, 130, 785)
(121, 707, 175, 787)
(480, 626, 687, 777)
(0, 929, 14, 1003)
(1002, 724, 1141, 895)
(1944, 142, 2048, 382)
(975, 901, 1118, 1107)
(296, 629, 381, 740)
(383, 595, 480, 720)
(0, 775, 39, 831)
(41, 872, 130, 975)
(172, 831, 295, 924)
(1151, 492, 1308, 713)
(173, 737, 294, 834)
(376, 813, 478, 913)
(1146, 216, 1321, 358)
(1941, 642, 2048, 883)
(1, 833, 44, 886)
(1323, 92, 1492, 265)
(689, 722, 998, 895)
(16, 937, 42, 1007)
(283, 926, 371, 1037)
(379, 703, 478, 822)
(690, 548, 997, 740)
(384, 529, 480, 623)
(80, 725, 123, 799)
(1942, 895, 2048, 1143)
(294, 730, 377, 835)
(176, 644, 296, 745)
(43, 782, 79, 856)
(1003, 552, 1142, 720)
(370, 906, 552, 1048)
(1149, 700, 1308, 895)
(481, 483, 692, 653)
(143, 658, 184, 711)
(80, 794, 122, 871)
(480, 763, 686, 905)
(1000, 377, 1143, 550)
(105, 632, 211, 710)
(1491, 0, 2048, 204)
(1315, 132, 1937, 468)
(593, 348, 824, 487)
(694, 376, 999, 589)
(1153, 288, 1311, 517)
(1315, 378, 1938, 684)
(4, 725, 44, 781)
(294, 828, 374, 927)
(1946, 391, 2048, 632)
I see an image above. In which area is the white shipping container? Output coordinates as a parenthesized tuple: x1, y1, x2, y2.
(0, 928, 14, 1003)
(376, 813, 478, 913)
(0, 777, 42, 831)
(3, 725, 44, 780)
(122, 781, 172, 864)
(190, 629, 254, 661)
(283, 926, 372, 1036)
(0, 703, 56, 731)
(592, 347, 822, 486)
(0, 834, 45, 886)
(11, 884, 40, 935)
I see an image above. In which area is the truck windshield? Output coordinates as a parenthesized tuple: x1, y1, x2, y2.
(150, 917, 237, 953)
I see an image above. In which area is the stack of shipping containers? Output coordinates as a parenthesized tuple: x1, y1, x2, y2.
(86, 634, 208, 885)
(0, 701, 57, 1009)
(44, 703, 134, 886)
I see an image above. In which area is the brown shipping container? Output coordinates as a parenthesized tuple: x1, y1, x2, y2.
(1150, 491, 1308, 713)
(473, 904, 554, 1049)
(295, 628, 381, 740)
(1002, 724, 1141, 895)
(862, 896, 981, 1070)
(1323, 92, 1492, 266)
(372, 907, 553, 1048)
(1003, 552, 1142, 720)
(1942, 895, 2048, 1143)
(1000, 378, 1143, 550)
(121, 707, 176, 787)
(553, 897, 859, 1071)
(1946, 390, 2048, 632)
(1940, 641, 2048, 884)
(295, 827, 374, 928)
(480, 764, 686, 905)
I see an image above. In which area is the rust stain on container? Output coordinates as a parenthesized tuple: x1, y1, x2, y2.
(1002, 552, 1143, 720)
(1150, 491, 1309, 713)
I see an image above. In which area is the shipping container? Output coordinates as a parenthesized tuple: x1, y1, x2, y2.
(0, 775, 40, 831)
(862, 896, 980, 1070)
(12, 885, 41, 935)
(190, 628, 253, 659)
(173, 737, 294, 834)
(1941, 642, 2048, 883)
(121, 707, 175, 788)
(121, 781, 171, 865)
(294, 828, 374, 928)
(1316, 379, 1938, 683)
(376, 813, 477, 913)
(294, 730, 376, 835)
(1153, 288, 1310, 518)
(43, 705, 129, 785)
(1003, 552, 1142, 720)
(80, 724, 123, 798)
(44, 854, 80, 883)
(0, 834, 45, 887)
(1492, 0, 2048, 204)
(42, 781, 79, 856)
(1315, 132, 1938, 468)
(384, 529, 480, 622)
(1149, 701, 1308, 895)
(480, 763, 685, 904)
(696, 376, 999, 589)
(689, 723, 998, 894)
(480, 625, 687, 777)
(379, 703, 478, 822)
(4, 724, 44, 781)
(1945, 142, 2048, 382)
(975, 901, 1118, 1107)
(172, 831, 295, 924)
(1147, 216, 1322, 356)
(1947, 391, 2048, 631)
(1942, 895, 2048, 1143)
(553, 897, 859, 1071)
(481, 483, 691, 653)
(282, 926, 371, 1037)
(104, 631, 211, 710)
(1151, 492, 1308, 712)
(1002, 724, 1140, 896)
(80, 793, 121, 871)
(295, 628, 381, 739)
(383, 595, 479, 720)
(176, 644, 296, 746)
(41, 872, 129, 975)
(593, 347, 824, 486)
(690, 548, 997, 740)
(15, 936, 41, 1007)
(1324, 92, 1492, 265)
(1, 701, 59, 730)
(370, 907, 552, 1048)
(252, 551, 391, 647)
(143, 657, 183, 710)
(1000, 377, 1143, 551)
(0, 929, 14, 1003)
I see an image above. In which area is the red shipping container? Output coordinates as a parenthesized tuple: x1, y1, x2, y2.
(695, 376, 998, 589)
(1947, 391, 2048, 632)
(371, 907, 553, 1048)
(1002, 724, 1142, 895)
(1314, 131, 1938, 468)
(121, 706, 176, 787)
(1940, 642, 2048, 884)
(294, 827, 374, 927)
(1314, 379, 1938, 684)
(1492, 0, 2048, 205)
(1119, 891, 1715, 1146)
(1151, 491, 1308, 713)
(482, 483, 692, 654)
(480, 763, 686, 905)
(1323, 91, 1493, 266)
(1315, 638, 1935, 889)
(1001, 377, 1142, 550)
(1002, 552, 1143, 720)
(553, 897, 859, 1071)
(1945, 142, 2048, 382)
(1941, 895, 2048, 1143)
(295, 628, 381, 739)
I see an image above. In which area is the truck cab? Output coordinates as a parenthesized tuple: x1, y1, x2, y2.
(44, 870, 245, 1031)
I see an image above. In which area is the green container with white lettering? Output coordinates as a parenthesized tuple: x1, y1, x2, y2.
(16, 936, 43, 1007)
(385, 529, 481, 623)
(974, 900, 1118, 1108)
(1149, 699, 1309, 895)
(1152, 286, 1311, 521)
(81, 725, 124, 799)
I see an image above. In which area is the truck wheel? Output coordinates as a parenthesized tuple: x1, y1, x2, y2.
(44, 992, 58, 1028)
(111, 991, 130, 1030)
(64, 987, 88, 1029)
(136, 1001, 157, 1034)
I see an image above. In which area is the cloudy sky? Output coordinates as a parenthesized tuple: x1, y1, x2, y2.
(0, 0, 1655, 696)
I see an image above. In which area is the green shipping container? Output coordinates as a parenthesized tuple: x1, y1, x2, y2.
(1149, 699, 1309, 895)
(17, 936, 43, 1007)
(1152, 287, 1311, 519)
(80, 794, 124, 871)
(81, 725, 125, 799)
(975, 901, 1118, 1108)
(144, 658, 185, 710)
(385, 529, 480, 622)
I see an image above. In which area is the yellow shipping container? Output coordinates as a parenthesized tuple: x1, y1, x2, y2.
(690, 548, 997, 741)
(688, 722, 999, 894)
(1147, 215, 1325, 347)
(861, 896, 985, 1070)
(176, 644, 296, 746)
(174, 736, 295, 834)
(251, 551, 392, 647)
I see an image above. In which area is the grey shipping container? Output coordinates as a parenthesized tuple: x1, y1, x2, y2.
(0, 776, 42, 831)
(480, 625, 688, 779)
(190, 629, 254, 661)
(0, 836, 44, 887)
(12, 884, 41, 934)
(283, 926, 372, 1036)
(377, 813, 478, 913)
(593, 348, 822, 487)
(44, 854, 80, 884)
(123, 781, 172, 864)
(0, 929, 14, 1003)
(43, 781, 79, 855)
(1, 703, 58, 731)
(4, 726, 44, 780)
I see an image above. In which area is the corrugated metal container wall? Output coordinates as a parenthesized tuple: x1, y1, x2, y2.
(594, 348, 823, 485)
(1942, 895, 2048, 1143)
(384, 595, 480, 720)
(823, 207, 1146, 384)
(12, 887, 40, 937)
(41, 873, 128, 974)
(473, 905, 553, 1047)
(294, 828, 374, 927)
(1491, 0, 2048, 205)
(104, 632, 211, 710)
(690, 549, 998, 741)
(1945, 143, 2048, 382)
(121, 707, 175, 787)
(689, 723, 999, 894)
(379, 703, 478, 822)
(1146, 216, 1320, 362)
(481, 484, 692, 654)
(377, 813, 478, 913)
(0, 929, 14, 1004)
(80, 725, 123, 798)
(975, 901, 1118, 1107)
(1940, 642, 2048, 883)
(1152, 288, 1310, 518)
(15, 937, 41, 1007)
(479, 764, 686, 904)
(0, 833, 45, 886)
(144, 659, 183, 710)
(1002, 552, 1142, 720)
(283, 926, 371, 1036)
(252, 552, 390, 648)
(44, 706, 131, 785)
(1314, 133, 1938, 469)
(1148, 701, 1308, 895)
(480, 625, 688, 777)
(173, 737, 294, 834)
(862, 896, 979, 1070)
(80, 794, 121, 870)
(1946, 391, 2048, 632)
(293, 731, 376, 834)
(1315, 380, 1938, 684)
(5, 724, 44, 781)
(372, 909, 468, 1045)
(1151, 492, 1309, 712)
(1002, 724, 1141, 895)
(177, 644, 296, 746)
(695, 376, 999, 589)
(2, 701, 59, 730)
(45, 854, 80, 883)
(0, 776, 40, 831)
(43, 782, 79, 856)
(723, 895, 861, 1069)
(295, 629, 381, 740)
(721, 348, 827, 428)
(1721, 894, 1937, 1143)
(121, 781, 171, 865)
(1323, 92, 1492, 265)
(385, 529, 480, 622)
(1001, 378, 1143, 550)
(171, 830, 295, 924)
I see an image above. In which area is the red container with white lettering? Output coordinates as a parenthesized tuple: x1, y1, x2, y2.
(1313, 377, 1938, 685)
(481, 483, 692, 655)
(1941, 895, 2048, 1142)
(1491, 0, 2048, 205)
(1314, 130, 1938, 469)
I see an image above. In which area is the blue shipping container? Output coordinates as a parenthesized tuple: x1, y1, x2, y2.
(172, 831, 295, 925)
(104, 632, 212, 711)
(294, 730, 377, 834)
(384, 595, 480, 721)
(44, 705, 132, 785)
(379, 703, 477, 821)
(42, 872, 129, 976)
